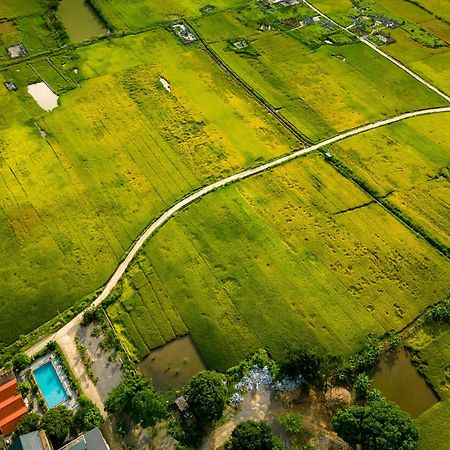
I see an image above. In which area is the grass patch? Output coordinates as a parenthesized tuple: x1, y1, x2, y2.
(406, 326, 450, 450)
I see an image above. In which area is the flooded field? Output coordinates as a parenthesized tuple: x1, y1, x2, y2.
(372, 347, 438, 418)
(0, 21, 17, 34)
(139, 336, 205, 392)
(58, 0, 106, 42)
(27, 82, 59, 111)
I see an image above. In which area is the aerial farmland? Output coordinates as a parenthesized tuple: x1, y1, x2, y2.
(0, 0, 448, 449)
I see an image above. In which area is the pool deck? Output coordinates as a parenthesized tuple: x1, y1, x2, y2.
(30, 353, 78, 410)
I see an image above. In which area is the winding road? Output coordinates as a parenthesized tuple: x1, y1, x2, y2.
(25, 105, 450, 358)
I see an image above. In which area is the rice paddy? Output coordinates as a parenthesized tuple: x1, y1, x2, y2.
(192, 7, 447, 142)
(0, 28, 296, 345)
(108, 154, 450, 370)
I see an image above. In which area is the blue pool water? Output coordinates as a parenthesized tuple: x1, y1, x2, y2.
(33, 361, 68, 408)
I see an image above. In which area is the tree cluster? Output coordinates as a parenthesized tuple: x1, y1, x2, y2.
(226, 420, 282, 450)
(105, 371, 168, 428)
(185, 370, 229, 423)
(332, 399, 419, 450)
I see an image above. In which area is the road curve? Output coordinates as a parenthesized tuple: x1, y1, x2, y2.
(26, 106, 450, 357)
(304, 0, 450, 104)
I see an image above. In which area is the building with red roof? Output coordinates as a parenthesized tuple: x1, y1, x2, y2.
(0, 373, 28, 436)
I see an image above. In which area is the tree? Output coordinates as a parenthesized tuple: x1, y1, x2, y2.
(185, 371, 228, 423)
(41, 406, 73, 447)
(131, 386, 168, 428)
(227, 420, 280, 450)
(73, 397, 104, 432)
(276, 411, 303, 433)
(105, 371, 149, 415)
(15, 413, 41, 436)
(12, 353, 31, 372)
(354, 373, 371, 401)
(279, 346, 323, 387)
(332, 399, 419, 450)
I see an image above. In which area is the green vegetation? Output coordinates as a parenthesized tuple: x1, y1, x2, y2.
(105, 371, 168, 428)
(331, 113, 450, 250)
(75, 337, 98, 384)
(226, 420, 283, 450)
(91, 0, 248, 32)
(407, 324, 450, 450)
(332, 399, 419, 449)
(15, 413, 41, 437)
(185, 370, 229, 423)
(40, 406, 73, 447)
(108, 154, 449, 370)
(276, 412, 303, 434)
(11, 352, 31, 372)
(193, 7, 446, 141)
(73, 397, 104, 432)
(0, 27, 296, 346)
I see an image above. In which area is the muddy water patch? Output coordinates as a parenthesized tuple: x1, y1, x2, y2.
(0, 21, 17, 34)
(27, 82, 59, 111)
(58, 0, 107, 42)
(139, 336, 205, 392)
(372, 347, 438, 418)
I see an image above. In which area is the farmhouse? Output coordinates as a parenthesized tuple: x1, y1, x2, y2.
(0, 373, 27, 437)
(233, 40, 249, 49)
(59, 427, 109, 450)
(7, 43, 28, 59)
(267, 0, 300, 5)
(8, 430, 51, 450)
(172, 24, 197, 44)
(376, 33, 396, 45)
(4, 81, 17, 92)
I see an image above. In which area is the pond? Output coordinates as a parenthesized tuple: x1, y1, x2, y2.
(0, 21, 17, 35)
(372, 347, 438, 418)
(27, 82, 59, 111)
(58, 0, 107, 42)
(139, 336, 206, 392)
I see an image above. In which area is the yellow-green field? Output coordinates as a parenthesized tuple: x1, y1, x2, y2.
(94, 0, 248, 31)
(407, 327, 450, 450)
(331, 113, 450, 249)
(311, 0, 450, 94)
(0, 28, 297, 345)
(193, 9, 447, 141)
(108, 154, 450, 370)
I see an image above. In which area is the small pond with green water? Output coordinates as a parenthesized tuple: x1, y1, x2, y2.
(58, 0, 106, 42)
(372, 347, 438, 418)
(139, 336, 206, 392)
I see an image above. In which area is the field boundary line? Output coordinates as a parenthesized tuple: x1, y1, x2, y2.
(24, 106, 450, 357)
(304, 0, 450, 103)
(187, 20, 312, 145)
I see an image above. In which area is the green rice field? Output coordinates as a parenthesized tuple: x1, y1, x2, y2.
(0, 28, 296, 345)
(331, 113, 450, 249)
(407, 327, 450, 450)
(192, 8, 447, 141)
(108, 153, 450, 370)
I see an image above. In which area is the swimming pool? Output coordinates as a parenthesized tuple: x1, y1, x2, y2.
(33, 361, 68, 408)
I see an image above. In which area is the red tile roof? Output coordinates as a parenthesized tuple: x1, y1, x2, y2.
(0, 375, 27, 436)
